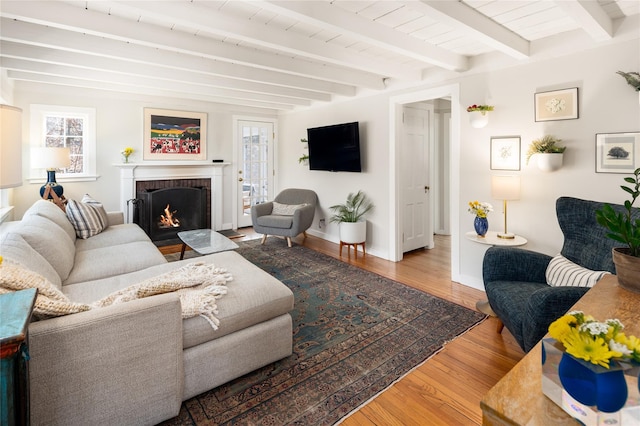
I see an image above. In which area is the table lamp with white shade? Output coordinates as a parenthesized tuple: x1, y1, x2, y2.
(491, 175, 521, 239)
(31, 147, 71, 199)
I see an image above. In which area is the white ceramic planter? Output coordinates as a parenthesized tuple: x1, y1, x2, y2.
(469, 111, 489, 128)
(535, 153, 563, 172)
(339, 221, 366, 244)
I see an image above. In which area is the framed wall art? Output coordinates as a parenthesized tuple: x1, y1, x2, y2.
(143, 108, 207, 161)
(596, 132, 640, 173)
(534, 87, 579, 122)
(490, 136, 521, 171)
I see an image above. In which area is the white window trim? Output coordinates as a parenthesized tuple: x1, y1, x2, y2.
(28, 104, 98, 182)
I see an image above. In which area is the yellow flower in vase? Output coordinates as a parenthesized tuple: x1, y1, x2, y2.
(121, 147, 134, 163)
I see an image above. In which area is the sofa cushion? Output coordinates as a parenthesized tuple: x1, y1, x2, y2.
(75, 224, 151, 252)
(66, 194, 109, 239)
(256, 215, 293, 229)
(23, 199, 77, 243)
(61, 251, 294, 349)
(17, 214, 76, 281)
(546, 254, 609, 288)
(64, 241, 167, 285)
(0, 233, 62, 289)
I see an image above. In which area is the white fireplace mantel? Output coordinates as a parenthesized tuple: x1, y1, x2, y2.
(114, 162, 229, 230)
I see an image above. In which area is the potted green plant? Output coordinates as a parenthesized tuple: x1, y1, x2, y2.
(526, 135, 566, 172)
(329, 190, 374, 244)
(596, 167, 640, 292)
(617, 71, 640, 104)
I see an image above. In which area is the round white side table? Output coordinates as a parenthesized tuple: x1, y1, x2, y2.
(465, 231, 527, 247)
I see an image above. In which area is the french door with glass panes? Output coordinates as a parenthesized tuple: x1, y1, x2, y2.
(236, 120, 274, 228)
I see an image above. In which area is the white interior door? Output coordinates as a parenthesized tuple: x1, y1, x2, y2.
(401, 104, 434, 252)
(236, 120, 274, 228)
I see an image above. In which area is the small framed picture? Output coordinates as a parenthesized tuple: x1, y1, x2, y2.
(596, 132, 640, 173)
(143, 108, 207, 161)
(490, 136, 521, 171)
(534, 87, 579, 122)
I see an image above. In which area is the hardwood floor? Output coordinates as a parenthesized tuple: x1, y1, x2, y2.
(161, 229, 525, 425)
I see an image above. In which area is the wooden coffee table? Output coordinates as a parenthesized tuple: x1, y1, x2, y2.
(177, 229, 239, 260)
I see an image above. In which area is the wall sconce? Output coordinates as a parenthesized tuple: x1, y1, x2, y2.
(0, 105, 23, 190)
(491, 175, 520, 239)
(31, 147, 71, 199)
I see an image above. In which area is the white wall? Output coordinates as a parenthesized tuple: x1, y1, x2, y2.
(277, 38, 640, 289)
(10, 82, 277, 226)
(278, 95, 391, 257)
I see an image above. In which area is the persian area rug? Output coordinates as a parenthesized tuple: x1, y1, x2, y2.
(161, 239, 485, 426)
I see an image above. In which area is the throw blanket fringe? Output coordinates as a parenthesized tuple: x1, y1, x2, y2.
(0, 261, 232, 329)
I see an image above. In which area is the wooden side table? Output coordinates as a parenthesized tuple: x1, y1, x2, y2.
(1, 288, 37, 426)
(480, 276, 635, 425)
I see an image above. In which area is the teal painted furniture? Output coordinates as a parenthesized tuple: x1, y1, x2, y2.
(1, 288, 37, 426)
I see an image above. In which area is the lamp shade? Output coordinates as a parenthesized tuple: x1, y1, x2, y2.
(31, 147, 71, 170)
(492, 175, 520, 200)
(0, 105, 23, 189)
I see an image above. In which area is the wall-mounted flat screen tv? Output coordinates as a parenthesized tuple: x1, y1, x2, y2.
(307, 122, 361, 172)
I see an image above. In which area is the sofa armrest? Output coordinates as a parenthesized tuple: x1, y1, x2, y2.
(251, 201, 273, 221)
(292, 204, 315, 231)
(483, 247, 552, 285)
(522, 285, 590, 351)
(28, 293, 183, 426)
(107, 211, 125, 226)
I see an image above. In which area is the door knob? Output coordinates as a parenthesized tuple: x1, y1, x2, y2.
(238, 177, 244, 182)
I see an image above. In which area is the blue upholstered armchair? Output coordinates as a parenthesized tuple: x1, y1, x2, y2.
(483, 197, 637, 353)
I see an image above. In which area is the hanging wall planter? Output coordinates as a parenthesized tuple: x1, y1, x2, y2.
(467, 104, 494, 128)
(535, 152, 564, 172)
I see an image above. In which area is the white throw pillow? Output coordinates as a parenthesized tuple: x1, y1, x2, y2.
(272, 201, 307, 216)
(545, 254, 610, 288)
(66, 194, 109, 239)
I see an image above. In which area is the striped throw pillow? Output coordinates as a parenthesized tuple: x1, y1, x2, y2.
(545, 254, 609, 288)
(66, 194, 109, 239)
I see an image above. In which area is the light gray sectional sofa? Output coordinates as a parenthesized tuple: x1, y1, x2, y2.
(0, 200, 294, 425)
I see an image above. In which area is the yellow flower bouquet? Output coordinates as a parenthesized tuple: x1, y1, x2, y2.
(467, 200, 493, 218)
(542, 311, 640, 423)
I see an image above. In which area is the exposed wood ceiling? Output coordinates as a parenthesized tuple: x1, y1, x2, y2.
(1, 1, 638, 113)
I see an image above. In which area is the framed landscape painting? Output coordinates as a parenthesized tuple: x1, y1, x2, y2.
(596, 132, 640, 173)
(143, 108, 207, 160)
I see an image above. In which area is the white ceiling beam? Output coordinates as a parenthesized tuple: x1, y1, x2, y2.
(0, 38, 332, 102)
(105, 0, 420, 80)
(0, 2, 377, 92)
(0, 56, 311, 107)
(7, 70, 291, 111)
(553, 0, 613, 42)
(415, 0, 530, 60)
(261, 0, 469, 72)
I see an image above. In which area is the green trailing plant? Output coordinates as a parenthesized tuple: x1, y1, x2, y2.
(298, 138, 309, 164)
(526, 135, 566, 164)
(616, 71, 640, 91)
(329, 190, 374, 223)
(596, 167, 640, 257)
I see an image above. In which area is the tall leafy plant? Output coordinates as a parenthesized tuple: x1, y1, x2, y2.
(329, 190, 374, 223)
(595, 167, 640, 257)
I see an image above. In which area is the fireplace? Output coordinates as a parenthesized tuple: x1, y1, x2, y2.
(135, 180, 209, 243)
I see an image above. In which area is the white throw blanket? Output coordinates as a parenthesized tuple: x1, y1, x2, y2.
(0, 260, 232, 329)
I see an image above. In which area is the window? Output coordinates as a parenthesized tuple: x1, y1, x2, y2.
(30, 105, 97, 181)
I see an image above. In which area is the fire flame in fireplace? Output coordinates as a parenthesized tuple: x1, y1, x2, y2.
(159, 204, 181, 228)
